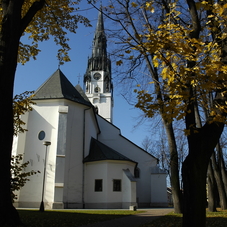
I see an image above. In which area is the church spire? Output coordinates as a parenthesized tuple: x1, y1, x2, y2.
(84, 8, 114, 123)
(84, 8, 111, 74)
(92, 9, 107, 59)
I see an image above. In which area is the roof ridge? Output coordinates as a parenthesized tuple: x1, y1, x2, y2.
(32, 69, 92, 107)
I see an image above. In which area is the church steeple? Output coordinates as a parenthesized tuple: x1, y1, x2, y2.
(92, 10, 107, 59)
(84, 9, 113, 123)
(85, 9, 111, 74)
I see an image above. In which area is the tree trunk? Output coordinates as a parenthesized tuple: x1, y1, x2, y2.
(182, 115, 224, 227)
(163, 120, 182, 213)
(0, 2, 23, 226)
(211, 153, 227, 209)
(216, 143, 227, 196)
(143, 52, 182, 213)
(207, 161, 217, 212)
(182, 153, 208, 227)
(0, 48, 21, 225)
(0, 1, 45, 225)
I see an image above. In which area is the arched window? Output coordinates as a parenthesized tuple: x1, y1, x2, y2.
(94, 86, 100, 93)
(134, 167, 140, 178)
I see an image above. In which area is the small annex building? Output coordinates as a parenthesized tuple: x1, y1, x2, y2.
(12, 11, 168, 209)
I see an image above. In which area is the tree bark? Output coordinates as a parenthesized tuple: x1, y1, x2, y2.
(207, 161, 217, 212)
(211, 153, 227, 209)
(163, 120, 182, 213)
(0, 3, 22, 226)
(144, 55, 182, 214)
(216, 143, 227, 196)
(182, 154, 208, 227)
(182, 121, 224, 227)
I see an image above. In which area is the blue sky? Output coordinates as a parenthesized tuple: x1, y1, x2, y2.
(14, 1, 151, 148)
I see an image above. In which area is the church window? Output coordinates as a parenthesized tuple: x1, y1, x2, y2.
(134, 168, 140, 178)
(95, 179, 102, 191)
(113, 179, 121, 191)
(38, 131, 45, 140)
(104, 77, 110, 92)
(94, 86, 100, 93)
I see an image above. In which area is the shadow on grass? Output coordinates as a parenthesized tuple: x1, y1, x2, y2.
(4, 210, 227, 227)
(140, 214, 182, 227)
(4, 210, 139, 227)
(206, 216, 227, 227)
(141, 212, 227, 227)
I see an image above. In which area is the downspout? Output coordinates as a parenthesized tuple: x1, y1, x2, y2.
(82, 107, 91, 209)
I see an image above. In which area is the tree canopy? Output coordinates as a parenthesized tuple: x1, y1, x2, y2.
(0, 0, 91, 65)
(133, 1, 227, 125)
(104, 0, 227, 226)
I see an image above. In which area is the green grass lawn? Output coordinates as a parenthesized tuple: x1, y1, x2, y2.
(141, 209, 227, 227)
(14, 209, 141, 227)
(4, 209, 227, 227)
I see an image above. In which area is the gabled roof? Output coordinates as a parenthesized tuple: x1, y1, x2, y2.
(32, 69, 92, 107)
(75, 84, 90, 103)
(83, 137, 137, 164)
(96, 115, 159, 161)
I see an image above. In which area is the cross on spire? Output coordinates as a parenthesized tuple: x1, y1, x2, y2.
(77, 74, 81, 85)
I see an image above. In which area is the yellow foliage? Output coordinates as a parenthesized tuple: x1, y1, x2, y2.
(116, 60, 123, 66)
(1, 0, 91, 65)
(125, 50, 131, 54)
(131, 1, 227, 124)
(131, 2, 138, 8)
(13, 91, 35, 135)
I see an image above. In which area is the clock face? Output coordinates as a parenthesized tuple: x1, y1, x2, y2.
(93, 73, 101, 80)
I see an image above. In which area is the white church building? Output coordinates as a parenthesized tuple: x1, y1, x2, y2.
(13, 11, 168, 209)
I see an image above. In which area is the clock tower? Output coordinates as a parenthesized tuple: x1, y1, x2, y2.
(84, 10, 113, 122)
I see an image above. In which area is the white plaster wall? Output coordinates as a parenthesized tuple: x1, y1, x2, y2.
(16, 103, 60, 208)
(12, 112, 29, 204)
(12, 111, 29, 157)
(97, 116, 166, 207)
(62, 102, 99, 208)
(122, 171, 137, 207)
(98, 93, 113, 122)
(63, 102, 84, 207)
(84, 160, 135, 208)
(151, 173, 168, 206)
(84, 109, 100, 157)
(106, 161, 134, 203)
(14, 98, 100, 209)
(87, 93, 113, 122)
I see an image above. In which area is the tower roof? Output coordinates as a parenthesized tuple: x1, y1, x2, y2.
(84, 9, 111, 75)
(92, 9, 107, 58)
(33, 69, 92, 107)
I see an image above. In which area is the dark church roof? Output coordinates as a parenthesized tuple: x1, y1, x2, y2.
(75, 84, 90, 103)
(84, 9, 111, 81)
(83, 138, 137, 164)
(33, 69, 92, 107)
(92, 9, 107, 58)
